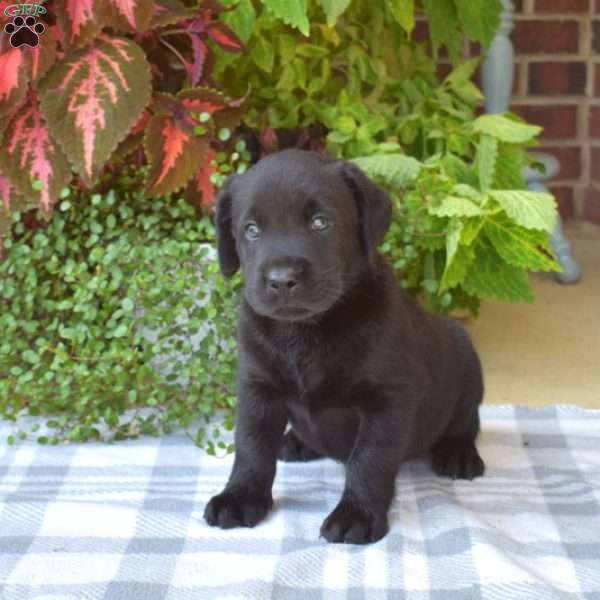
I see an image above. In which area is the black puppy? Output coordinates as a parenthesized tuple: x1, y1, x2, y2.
(204, 149, 484, 544)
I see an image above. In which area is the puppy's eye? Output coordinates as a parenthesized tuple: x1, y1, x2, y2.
(311, 215, 329, 231)
(245, 222, 261, 240)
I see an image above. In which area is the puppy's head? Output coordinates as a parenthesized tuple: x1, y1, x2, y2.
(215, 149, 391, 322)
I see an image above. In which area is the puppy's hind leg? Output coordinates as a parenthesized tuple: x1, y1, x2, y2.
(431, 350, 485, 481)
(278, 429, 323, 462)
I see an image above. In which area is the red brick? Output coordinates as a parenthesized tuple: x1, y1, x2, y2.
(594, 21, 600, 53)
(591, 147, 600, 181)
(535, 0, 588, 12)
(595, 64, 600, 96)
(529, 62, 587, 95)
(549, 186, 575, 220)
(590, 106, 600, 136)
(542, 147, 581, 179)
(511, 105, 578, 139)
(512, 20, 579, 54)
(584, 186, 600, 223)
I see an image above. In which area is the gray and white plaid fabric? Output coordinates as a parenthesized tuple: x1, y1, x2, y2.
(1, 405, 599, 600)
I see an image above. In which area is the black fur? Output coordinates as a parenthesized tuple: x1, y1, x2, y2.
(204, 149, 485, 544)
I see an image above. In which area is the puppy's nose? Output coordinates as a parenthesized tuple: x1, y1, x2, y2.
(266, 266, 298, 292)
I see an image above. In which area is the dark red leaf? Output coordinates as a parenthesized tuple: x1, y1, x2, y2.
(205, 22, 243, 52)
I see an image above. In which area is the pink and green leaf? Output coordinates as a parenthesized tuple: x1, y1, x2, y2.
(0, 48, 30, 126)
(30, 26, 58, 82)
(144, 112, 211, 196)
(0, 169, 21, 211)
(39, 36, 151, 184)
(0, 92, 71, 213)
(54, 0, 100, 47)
(151, 0, 191, 28)
(100, 0, 155, 34)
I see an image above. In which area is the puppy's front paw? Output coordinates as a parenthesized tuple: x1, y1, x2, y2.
(204, 490, 272, 529)
(320, 499, 388, 544)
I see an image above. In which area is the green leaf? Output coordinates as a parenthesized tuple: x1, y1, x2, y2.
(441, 242, 475, 292)
(386, 0, 414, 33)
(22, 350, 40, 364)
(489, 190, 557, 233)
(251, 38, 275, 73)
(351, 154, 421, 187)
(429, 196, 483, 218)
(261, 0, 310, 36)
(334, 115, 357, 135)
(422, 0, 462, 62)
(454, 0, 502, 47)
(316, 0, 351, 26)
(463, 239, 534, 302)
(112, 324, 128, 338)
(477, 135, 498, 193)
(122, 298, 135, 311)
(220, 0, 256, 44)
(485, 218, 561, 272)
(473, 114, 542, 144)
(493, 144, 527, 189)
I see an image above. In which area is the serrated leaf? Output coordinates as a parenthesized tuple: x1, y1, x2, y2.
(464, 238, 534, 302)
(473, 114, 542, 144)
(422, 0, 462, 62)
(489, 190, 557, 233)
(186, 148, 216, 208)
(261, 0, 310, 36)
(429, 196, 483, 218)
(454, 0, 502, 47)
(477, 134, 497, 193)
(39, 37, 151, 184)
(485, 218, 560, 272)
(316, 0, 351, 26)
(442, 154, 477, 186)
(0, 170, 22, 213)
(206, 22, 244, 52)
(493, 144, 527, 189)
(54, 0, 99, 46)
(251, 38, 275, 73)
(99, 0, 155, 34)
(30, 26, 58, 83)
(0, 92, 71, 212)
(151, 0, 191, 28)
(444, 57, 480, 87)
(351, 154, 421, 187)
(386, 0, 414, 33)
(220, 0, 256, 44)
(440, 241, 475, 292)
(0, 48, 29, 126)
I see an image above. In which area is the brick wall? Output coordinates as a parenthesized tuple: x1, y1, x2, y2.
(510, 0, 597, 223)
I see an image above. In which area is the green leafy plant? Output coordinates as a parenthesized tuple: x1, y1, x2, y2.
(0, 172, 246, 452)
(351, 113, 560, 315)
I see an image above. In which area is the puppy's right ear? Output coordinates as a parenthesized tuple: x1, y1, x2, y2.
(214, 175, 240, 277)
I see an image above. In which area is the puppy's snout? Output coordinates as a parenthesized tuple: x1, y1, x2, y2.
(267, 267, 298, 292)
(263, 257, 309, 297)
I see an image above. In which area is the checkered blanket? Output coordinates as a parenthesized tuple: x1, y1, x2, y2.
(1, 405, 599, 600)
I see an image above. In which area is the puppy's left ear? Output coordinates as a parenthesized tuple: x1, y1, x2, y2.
(333, 161, 392, 261)
(214, 175, 240, 277)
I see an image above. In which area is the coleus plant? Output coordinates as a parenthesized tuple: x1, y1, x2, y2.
(0, 0, 245, 236)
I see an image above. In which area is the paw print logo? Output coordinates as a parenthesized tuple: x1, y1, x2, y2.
(4, 15, 45, 48)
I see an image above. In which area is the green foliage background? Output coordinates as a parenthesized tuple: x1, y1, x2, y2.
(0, 0, 561, 448)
